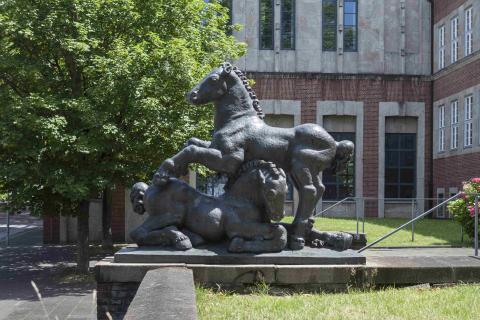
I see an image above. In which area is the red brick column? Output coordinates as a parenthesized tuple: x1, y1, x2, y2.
(111, 184, 125, 242)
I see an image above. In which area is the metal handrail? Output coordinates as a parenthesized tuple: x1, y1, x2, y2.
(315, 197, 352, 217)
(358, 193, 463, 253)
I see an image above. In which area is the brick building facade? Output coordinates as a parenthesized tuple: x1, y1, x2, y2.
(431, 0, 480, 217)
(44, 0, 479, 242)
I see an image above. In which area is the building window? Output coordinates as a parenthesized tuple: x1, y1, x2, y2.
(323, 132, 355, 200)
(385, 133, 416, 199)
(465, 7, 473, 56)
(451, 101, 458, 149)
(322, 0, 337, 51)
(343, 0, 357, 51)
(438, 25, 445, 69)
(439, 105, 445, 152)
(281, 0, 295, 50)
(196, 173, 227, 197)
(259, 0, 274, 50)
(464, 95, 473, 147)
(451, 16, 459, 63)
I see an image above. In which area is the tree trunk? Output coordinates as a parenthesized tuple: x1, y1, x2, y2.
(76, 200, 90, 273)
(102, 187, 113, 249)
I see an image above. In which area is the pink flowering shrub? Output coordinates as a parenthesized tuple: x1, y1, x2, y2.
(447, 178, 480, 239)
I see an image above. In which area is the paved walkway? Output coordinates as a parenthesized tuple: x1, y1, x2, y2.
(0, 231, 99, 320)
(0, 212, 43, 243)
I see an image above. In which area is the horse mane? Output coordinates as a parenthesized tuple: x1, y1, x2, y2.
(224, 160, 285, 191)
(231, 66, 265, 120)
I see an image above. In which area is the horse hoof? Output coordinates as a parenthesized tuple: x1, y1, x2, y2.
(288, 236, 305, 251)
(174, 237, 192, 250)
(228, 237, 245, 253)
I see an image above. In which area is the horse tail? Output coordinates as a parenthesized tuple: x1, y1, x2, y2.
(333, 140, 354, 174)
(130, 182, 149, 215)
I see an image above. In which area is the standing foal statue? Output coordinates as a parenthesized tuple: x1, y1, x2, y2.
(150, 62, 354, 251)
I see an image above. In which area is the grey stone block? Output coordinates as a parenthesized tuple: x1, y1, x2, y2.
(124, 267, 197, 320)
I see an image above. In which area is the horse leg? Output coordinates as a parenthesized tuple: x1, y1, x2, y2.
(228, 224, 287, 253)
(130, 213, 184, 245)
(289, 163, 319, 250)
(140, 226, 192, 250)
(153, 146, 244, 185)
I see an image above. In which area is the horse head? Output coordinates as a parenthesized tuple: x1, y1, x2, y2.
(187, 62, 265, 119)
(187, 63, 232, 105)
(225, 160, 287, 222)
(257, 163, 288, 222)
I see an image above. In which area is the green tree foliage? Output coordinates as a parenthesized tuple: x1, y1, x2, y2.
(0, 0, 245, 215)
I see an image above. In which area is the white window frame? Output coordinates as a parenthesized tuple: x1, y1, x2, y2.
(464, 95, 473, 147)
(439, 105, 446, 152)
(439, 25, 445, 69)
(465, 7, 473, 56)
(451, 16, 459, 63)
(451, 100, 458, 149)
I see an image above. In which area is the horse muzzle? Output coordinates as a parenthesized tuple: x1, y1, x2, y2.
(187, 90, 200, 104)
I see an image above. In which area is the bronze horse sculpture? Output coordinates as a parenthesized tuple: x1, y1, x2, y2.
(131, 161, 289, 253)
(154, 62, 354, 250)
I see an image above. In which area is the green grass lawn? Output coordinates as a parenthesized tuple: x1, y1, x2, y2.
(282, 217, 467, 247)
(197, 285, 480, 320)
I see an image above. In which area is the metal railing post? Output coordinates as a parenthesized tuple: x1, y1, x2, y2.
(475, 195, 478, 257)
(356, 200, 359, 236)
(411, 199, 415, 242)
(6, 209, 10, 246)
(362, 198, 365, 233)
(358, 193, 461, 253)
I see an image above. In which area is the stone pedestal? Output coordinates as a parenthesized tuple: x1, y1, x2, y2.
(114, 245, 366, 265)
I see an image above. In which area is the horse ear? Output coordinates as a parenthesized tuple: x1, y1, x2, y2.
(222, 62, 232, 75)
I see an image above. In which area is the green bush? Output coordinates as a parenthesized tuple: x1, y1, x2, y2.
(447, 178, 480, 239)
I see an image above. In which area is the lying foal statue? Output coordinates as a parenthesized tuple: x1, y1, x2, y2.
(130, 160, 353, 252)
(130, 161, 289, 253)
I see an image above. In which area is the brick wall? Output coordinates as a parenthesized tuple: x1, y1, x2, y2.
(434, 58, 480, 101)
(111, 184, 125, 242)
(251, 73, 433, 216)
(97, 282, 139, 320)
(43, 215, 60, 244)
(433, 0, 468, 24)
(433, 152, 480, 191)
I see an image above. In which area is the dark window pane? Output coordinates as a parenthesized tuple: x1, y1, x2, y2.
(385, 135, 399, 150)
(344, 26, 357, 51)
(281, 0, 295, 49)
(323, 26, 337, 50)
(400, 186, 415, 198)
(322, 0, 337, 51)
(385, 133, 416, 198)
(286, 176, 294, 201)
(323, 132, 355, 200)
(400, 169, 415, 183)
(385, 169, 398, 184)
(260, 0, 274, 49)
(399, 151, 415, 167)
(400, 134, 416, 150)
(385, 151, 398, 167)
(385, 185, 398, 198)
(323, 187, 337, 200)
(343, 0, 357, 51)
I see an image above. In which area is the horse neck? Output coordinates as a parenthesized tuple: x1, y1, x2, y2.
(226, 174, 264, 208)
(214, 82, 259, 130)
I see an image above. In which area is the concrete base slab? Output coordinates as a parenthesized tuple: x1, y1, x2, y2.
(114, 245, 366, 265)
(124, 268, 197, 320)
